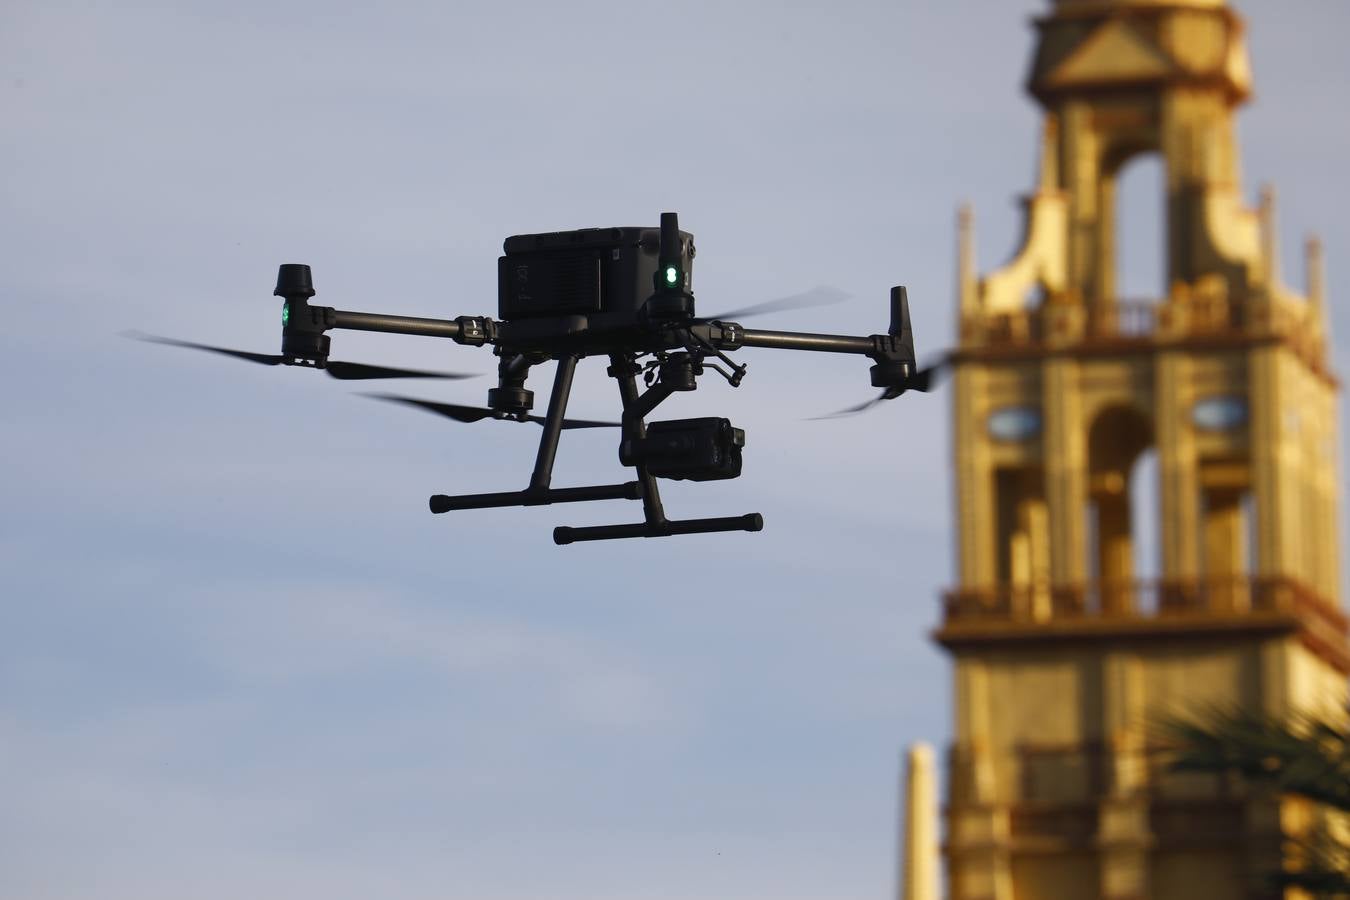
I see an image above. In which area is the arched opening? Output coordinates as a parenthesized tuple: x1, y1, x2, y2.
(1086, 405, 1154, 615)
(1113, 154, 1165, 303)
(1131, 449, 1160, 612)
(1019, 283, 1048, 342)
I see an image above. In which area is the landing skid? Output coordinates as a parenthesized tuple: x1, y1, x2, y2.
(429, 352, 761, 545)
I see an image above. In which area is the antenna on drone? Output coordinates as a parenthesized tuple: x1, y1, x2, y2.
(642, 211, 695, 322)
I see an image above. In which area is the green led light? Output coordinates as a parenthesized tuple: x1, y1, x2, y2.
(282, 302, 290, 326)
(664, 266, 679, 286)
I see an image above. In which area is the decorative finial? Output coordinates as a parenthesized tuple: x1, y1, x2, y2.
(1259, 184, 1281, 289)
(1306, 233, 1327, 332)
(958, 203, 977, 318)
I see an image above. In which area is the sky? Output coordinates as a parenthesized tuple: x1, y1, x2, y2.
(2, 1, 1348, 898)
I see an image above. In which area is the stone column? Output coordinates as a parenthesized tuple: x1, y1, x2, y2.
(900, 744, 939, 900)
(947, 661, 1012, 900)
(1099, 652, 1151, 899)
(1044, 357, 1087, 609)
(1249, 346, 1292, 580)
(1155, 351, 1200, 603)
(955, 366, 996, 587)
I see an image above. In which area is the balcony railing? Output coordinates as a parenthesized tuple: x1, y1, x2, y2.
(1086, 301, 1158, 337)
(943, 575, 1344, 625)
(949, 739, 1251, 812)
(971, 296, 1251, 347)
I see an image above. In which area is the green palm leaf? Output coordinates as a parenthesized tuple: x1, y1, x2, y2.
(1162, 707, 1350, 899)
(1164, 708, 1350, 810)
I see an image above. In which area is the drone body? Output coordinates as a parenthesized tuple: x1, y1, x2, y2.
(143, 212, 930, 544)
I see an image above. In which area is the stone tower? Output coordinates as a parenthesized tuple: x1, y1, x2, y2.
(933, 0, 1348, 897)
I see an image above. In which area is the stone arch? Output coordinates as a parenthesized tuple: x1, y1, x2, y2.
(1086, 404, 1154, 614)
(1111, 153, 1166, 304)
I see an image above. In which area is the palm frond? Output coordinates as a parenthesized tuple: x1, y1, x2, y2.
(1275, 833, 1350, 898)
(1161, 707, 1350, 811)
(1158, 707, 1350, 898)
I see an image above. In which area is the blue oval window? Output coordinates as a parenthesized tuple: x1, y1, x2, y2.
(987, 406, 1042, 441)
(1192, 396, 1248, 431)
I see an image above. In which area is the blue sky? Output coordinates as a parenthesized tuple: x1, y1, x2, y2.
(3, 1, 1348, 898)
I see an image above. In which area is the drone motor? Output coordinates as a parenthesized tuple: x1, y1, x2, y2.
(276, 263, 330, 363)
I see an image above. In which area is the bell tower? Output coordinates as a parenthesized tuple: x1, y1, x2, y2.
(936, 1, 1348, 897)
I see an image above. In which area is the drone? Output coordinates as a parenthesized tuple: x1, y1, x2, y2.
(138, 212, 938, 544)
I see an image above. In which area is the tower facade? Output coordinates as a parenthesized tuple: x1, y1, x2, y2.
(937, 1, 1348, 897)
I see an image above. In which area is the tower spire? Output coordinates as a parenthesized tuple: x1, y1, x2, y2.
(899, 743, 938, 900)
(957, 203, 977, 319)
(1307, 233, 1328, 339)
(1260, 184, 1282, 290)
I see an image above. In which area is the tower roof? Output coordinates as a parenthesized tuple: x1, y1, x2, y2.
(1053, 0, 1225, 8)
(1030, 0, 1250, 104)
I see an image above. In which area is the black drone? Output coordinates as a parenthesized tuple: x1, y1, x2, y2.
(138, 212, 938, 544)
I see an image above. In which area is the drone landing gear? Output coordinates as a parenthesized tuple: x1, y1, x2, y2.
(551, 354, 761, 545)
(427, 352, 763, 545)
(552, 513, 763, 545)
(429, 355, 642, 514)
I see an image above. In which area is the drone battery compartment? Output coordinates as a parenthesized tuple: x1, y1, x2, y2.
(498, 226, 694, 321)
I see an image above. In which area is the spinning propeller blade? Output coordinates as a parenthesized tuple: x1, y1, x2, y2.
(321, 360, 475, 381)
(811, 286, 942, 419)
(705, 285, 849, 321)
(904, 362, 943, 394)
(127, 332, 284, 366)
(809, 392, 889, 420)
(364, 393, 620, 429)
(811, 361, 948, 419)
(127, 332, 478, 381)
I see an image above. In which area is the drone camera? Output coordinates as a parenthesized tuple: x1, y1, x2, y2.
(498, 225, 694, 321)
(620, 417, 744, 482)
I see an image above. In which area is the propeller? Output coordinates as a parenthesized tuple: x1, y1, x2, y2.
(811, 285, 947, 418)
(704, 285, 849, 321)
(363, 393, 620, 429)
(126, 332, 478, 381)
(810, 361, 949, 419)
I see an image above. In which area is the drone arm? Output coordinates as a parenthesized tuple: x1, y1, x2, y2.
(331, 310, 463, 339)
(698, 286, 914, 365)
(697, 320, 915, 395)
(325, 309, 496, 347)
(699, 322, 900, 361)
(734, 328, 874, 355)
